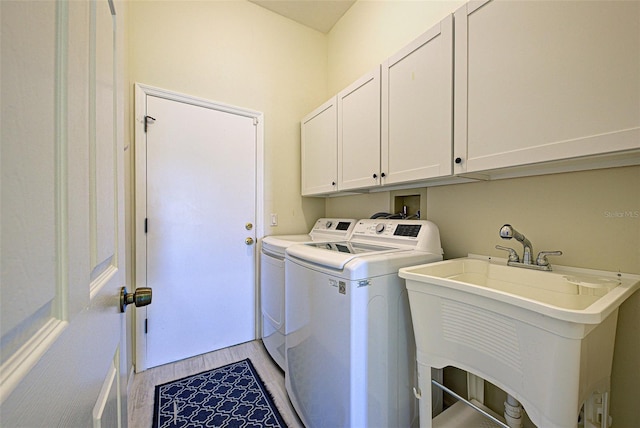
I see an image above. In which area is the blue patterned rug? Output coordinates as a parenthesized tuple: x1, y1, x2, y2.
(153, 358, 287, 428)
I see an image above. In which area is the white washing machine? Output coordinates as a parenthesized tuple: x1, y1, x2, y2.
(284, 219, 444, 428)
(260, 218, 356, 371)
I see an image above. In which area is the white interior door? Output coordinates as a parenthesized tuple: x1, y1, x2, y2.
(135, 85, 263, 370)
(1, 1, 127, 426)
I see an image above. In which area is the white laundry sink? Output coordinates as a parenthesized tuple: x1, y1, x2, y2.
(399, 256, 640, 428)
(400, 256, 638, 324)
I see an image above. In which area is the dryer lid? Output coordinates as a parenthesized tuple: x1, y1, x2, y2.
(262, 234, 312, 256)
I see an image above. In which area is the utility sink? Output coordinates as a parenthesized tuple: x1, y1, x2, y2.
(399, 256, 640, 428)
(400, 256, 638, 325)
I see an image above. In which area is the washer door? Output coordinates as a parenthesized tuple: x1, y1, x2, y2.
(261, 251, 284, 329)
(285, 260, 355, 428)
(260, 251, 285, 370)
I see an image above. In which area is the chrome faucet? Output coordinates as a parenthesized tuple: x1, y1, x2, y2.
(499, 224, 533, 264)
(496, 224, 562, 271)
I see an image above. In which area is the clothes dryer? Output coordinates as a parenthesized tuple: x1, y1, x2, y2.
(284, 219, 443, 428)
(260, 218, 356, 371)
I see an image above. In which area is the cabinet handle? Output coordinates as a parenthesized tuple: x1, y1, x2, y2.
(373, 173, 378, 179)
(381, 172, 386, 178)
(331, 181, 336, 186)
(455, 157, 462, 164)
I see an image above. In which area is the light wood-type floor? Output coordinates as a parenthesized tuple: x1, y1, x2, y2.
(128, 340, 304, 428)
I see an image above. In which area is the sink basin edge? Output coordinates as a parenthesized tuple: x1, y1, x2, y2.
(399, 257, 640, 326)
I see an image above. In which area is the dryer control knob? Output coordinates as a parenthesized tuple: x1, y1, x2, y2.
(375, 223, 385, 234)
(325, 221, 333, 228)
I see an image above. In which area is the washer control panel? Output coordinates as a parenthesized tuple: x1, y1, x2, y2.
(352, 219, 423, 240)
(350, 219, 442, 254)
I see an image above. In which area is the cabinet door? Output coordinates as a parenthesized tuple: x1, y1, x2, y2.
(454, 0, 640, 174)
(381, 15, 453, 185)
(337, 68, 381, 191)
(301, 97, 338, 196)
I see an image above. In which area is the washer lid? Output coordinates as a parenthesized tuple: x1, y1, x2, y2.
(306, 241, 395, 254)
(286, 241, 404, 270)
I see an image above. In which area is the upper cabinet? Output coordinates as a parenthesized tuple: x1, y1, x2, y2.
(337, 68, 381, 191)
(382, 15, 453, 185)
(301, 97, 338, 196)
(453, 0, 640, 175)
(301, 0, 640, 197)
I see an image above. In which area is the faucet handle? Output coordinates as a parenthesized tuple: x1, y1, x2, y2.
(536, 250, 563, 267)
(496, 245, 520, 263)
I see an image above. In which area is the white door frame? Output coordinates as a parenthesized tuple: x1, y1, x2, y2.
(133, 83, 264, 371)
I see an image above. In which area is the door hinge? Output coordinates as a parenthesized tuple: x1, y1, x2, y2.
(144, 115, 156, 133)
(145, 318, 148, 334)
(144, 218, 148, 234)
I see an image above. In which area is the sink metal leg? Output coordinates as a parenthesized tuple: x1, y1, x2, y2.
(431, 379, 510, 428)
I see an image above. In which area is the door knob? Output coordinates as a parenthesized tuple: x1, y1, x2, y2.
(245, 237, 254, 245)
(120, 287, 152, 313)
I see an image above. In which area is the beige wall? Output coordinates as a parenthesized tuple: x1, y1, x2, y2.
(431, 167, 639, 273)
(128, 0, 326, 235)
(325, 1, 640, 426)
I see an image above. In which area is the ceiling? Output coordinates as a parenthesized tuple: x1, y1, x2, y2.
(248, 0, 356, 33)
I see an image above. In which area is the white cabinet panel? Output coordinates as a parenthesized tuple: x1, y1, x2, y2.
(338, 68, 381, 191)
(454, 0, 640, 174)
(301, 97, 338, 196)
(382, 15, 453, 185)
